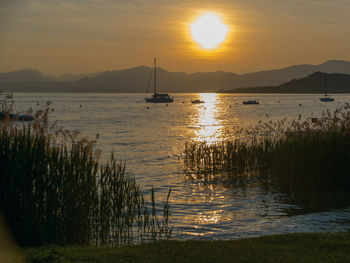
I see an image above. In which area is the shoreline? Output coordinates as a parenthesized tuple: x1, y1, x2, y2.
(18, 232, 350, 262)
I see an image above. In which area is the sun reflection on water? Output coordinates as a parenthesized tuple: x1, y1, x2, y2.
(197, 210, 222, 224)
(186, 94, 228, 232)
(193, 93, 223, 143)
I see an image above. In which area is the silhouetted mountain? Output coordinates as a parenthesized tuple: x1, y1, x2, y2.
(0, 69, 53, 83)
(76, 66, 159, 92)
(48, 72, 102, 82)
(228, 72, 350, 93)
(1, 60, 350, 92)
(229, 60, 350, 88)
(71, 59, 350, 92)
(317, 60, 350, 74)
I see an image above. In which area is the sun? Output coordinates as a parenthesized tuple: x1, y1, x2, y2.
(190, 12, 229, 50)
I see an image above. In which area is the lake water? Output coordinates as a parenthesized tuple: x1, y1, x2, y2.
(14, 93, 350, 239)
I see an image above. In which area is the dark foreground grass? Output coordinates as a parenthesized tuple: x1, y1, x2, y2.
(19, 233, 350, 263)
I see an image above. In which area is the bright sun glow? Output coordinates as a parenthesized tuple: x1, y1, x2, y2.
(190, 12, 229, 50)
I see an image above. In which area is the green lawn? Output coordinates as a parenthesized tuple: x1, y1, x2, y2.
(16, 233, 350, 263)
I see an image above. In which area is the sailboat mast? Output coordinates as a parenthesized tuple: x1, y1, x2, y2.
(154, 57, 156, 94)
(324, 73, 327, 96)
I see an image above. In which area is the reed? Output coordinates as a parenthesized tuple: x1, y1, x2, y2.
(0, 107, 172, 247)
(184, 105, 350, 197)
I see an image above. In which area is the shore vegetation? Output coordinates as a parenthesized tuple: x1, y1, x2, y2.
(0, 104, 172, 247)
(184, 105, 350, 201)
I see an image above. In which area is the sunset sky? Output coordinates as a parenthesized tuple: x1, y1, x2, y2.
(1, 0, 350, 75)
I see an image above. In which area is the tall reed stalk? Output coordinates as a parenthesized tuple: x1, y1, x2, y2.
(184, 105, 350, 197)
(0, 107, 172, 246)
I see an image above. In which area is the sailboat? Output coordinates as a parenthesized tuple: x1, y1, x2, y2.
(144, 58, 174, 103)
(320, 73, 334, 102)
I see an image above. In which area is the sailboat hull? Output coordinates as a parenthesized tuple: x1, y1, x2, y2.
(320, 97, 334, 102)
(145, 97, 174, 103)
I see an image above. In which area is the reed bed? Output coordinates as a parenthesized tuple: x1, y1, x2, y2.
(184, 105, 350, 196)
(0, 107, 172, 247)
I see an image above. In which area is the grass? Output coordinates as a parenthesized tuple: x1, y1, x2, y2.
(0, 105, 172, 247)
(183, 105, 350, 199)
(15, 233, 350, 263)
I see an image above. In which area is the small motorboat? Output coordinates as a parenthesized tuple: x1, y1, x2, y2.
(18, 114, 35, 121)
(0, 113, 35, 122)
(191, 99, 205, 104)
(0, 92, 34, 121)
(243, 100, 259, 105)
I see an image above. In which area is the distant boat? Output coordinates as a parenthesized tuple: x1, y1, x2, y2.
(243, 100, 259, 105)
(144, 58, 174, 103)
(191, 99, 205, 104)
(0, 91, 34, 121)
(320, 73, 334, 102)
(320, 97, 334, 102)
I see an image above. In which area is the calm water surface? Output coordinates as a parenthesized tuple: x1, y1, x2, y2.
(14, 93, 350, 239)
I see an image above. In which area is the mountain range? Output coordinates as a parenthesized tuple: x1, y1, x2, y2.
(1, 60, 350, 93)
(228, 71, 350, 93)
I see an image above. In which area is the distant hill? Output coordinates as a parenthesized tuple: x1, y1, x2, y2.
(1, 60, 350, 92)
(48, 72, 102, 82)
(225, 72, 350, 93)
(0, 69, 53, 83)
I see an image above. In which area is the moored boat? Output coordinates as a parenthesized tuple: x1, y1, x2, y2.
(320, 73, 334, 102)
(320, 97, 334, 102)
(243, 100, 259, 105)
(191, 99, 205, 104)
(145, 58, 174, 103)
(145, 93, 174, 103)
(0, 91, 34, 121)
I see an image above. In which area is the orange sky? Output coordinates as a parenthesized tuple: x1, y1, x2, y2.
(1, 0, 350, 75)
